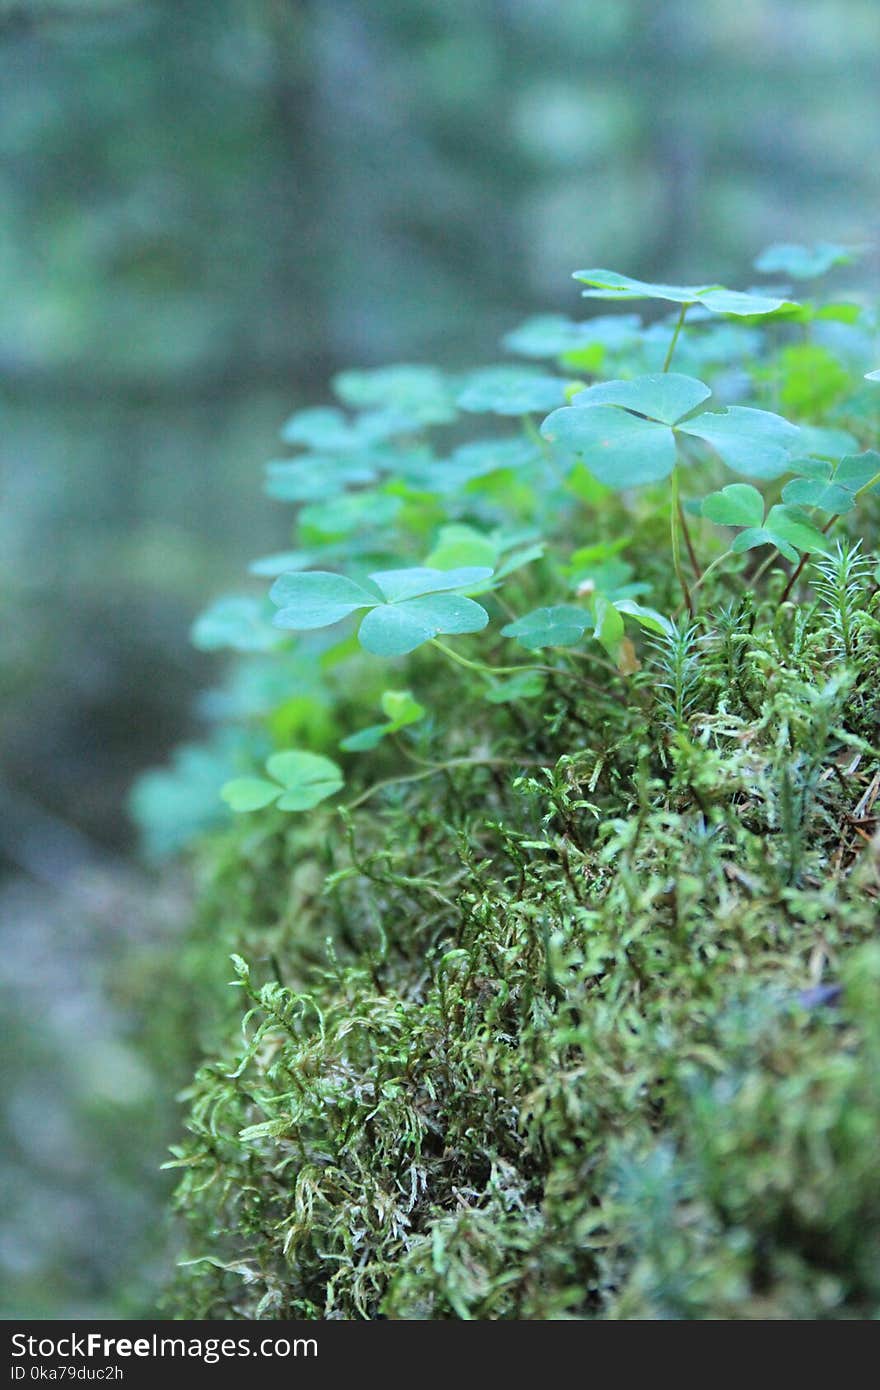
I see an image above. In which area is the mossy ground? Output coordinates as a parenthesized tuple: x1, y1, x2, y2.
(165, 550, 880, 1320)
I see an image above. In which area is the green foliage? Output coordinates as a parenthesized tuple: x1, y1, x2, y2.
(270, 567, 493, 657)
(222, 751, 344, 814)
(543, 374, 800, 487)
(191, 596, 284, 653)
(701, 482, 765, 528)
(139, 250, 880, 1319)
(500, 604, 592, 648)
(573, 268, 798, 316)
(753, 241, 858, 279)
(456, 367, 570, 415)
(701, 487, 830, 562)
(340, 690, 426, 752)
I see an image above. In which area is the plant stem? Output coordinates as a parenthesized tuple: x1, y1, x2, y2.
(663, 303, 698, 605)
(755, 469, 880, 598)
(678, 499, 702, 577)
(344, 756, 552, 811)
(779, 513, 838, 602)
(669, 465, 694, 617)
(524, 413, 564, 483)
(689, 548, 734, 596)
(430, 639, 573, 679)
(662, 303, 689, 373)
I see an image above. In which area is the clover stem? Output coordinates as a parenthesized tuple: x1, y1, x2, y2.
(662, 304, 689, 373)
(669, 464, 694, 618)
(749, 547, 785, 586)
(689, 548, 734, 596)
(779, 511, 841, 602)
(429, 638, 574, 680)
(678, 499, 702, 578)
(344, 756, 553, 812)
(753, 468, 880, 596)
(523, 413, 564, 484)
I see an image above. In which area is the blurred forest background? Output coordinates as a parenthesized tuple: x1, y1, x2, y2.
(1, 0, 879, 1318)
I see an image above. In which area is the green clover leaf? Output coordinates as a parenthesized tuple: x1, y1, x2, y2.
(542, 373, 800, 487)
(573, 269, 798, 317)
(456, 366, 570, 415)
(701, 484, 765, 529)
(332, 364, 458, 425)
(501, 605, 589, 648)
(570, 372, 711, 424)
(780, 479, 855, 515)
(781, 450, 880, 514)
(753, 242, 858, 279)
(424, 525, 544, 583)
(340, 689, 426, 752)
(191, 596, 286, 653)
(221, 750, 344, 814)
(270, 566, 493, 656)
(542, 404, 677, 487)
(502, 313, 641, 361)
(731, 506, 831, 563)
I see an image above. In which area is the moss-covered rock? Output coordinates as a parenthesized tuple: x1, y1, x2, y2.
(166, 568, 880, 1319)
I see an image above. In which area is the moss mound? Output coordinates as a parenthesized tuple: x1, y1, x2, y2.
(167, 568, 880, 1319)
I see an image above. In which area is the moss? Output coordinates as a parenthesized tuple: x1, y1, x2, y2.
(164, 560, 880, 1319)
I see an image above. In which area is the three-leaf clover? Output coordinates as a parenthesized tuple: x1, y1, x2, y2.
(572, 269, 798, 317)
(541, 373, 799, 487)
(502, 314, 642, 362)
(502, 605, 592, 649)
(701, 484, 830, 561)
(249, 550, 315, 578)
(753, 242, 858, 280)
(264, 453, 379, 503)
(424, 524, 544, 581)
(332, 364, 458, 425)
(340, 689, 426, 752)
(270, 566, 493, 656)
(191, 596, 286, 653)
(221, 751, 344, 813)
(456, 366, 570, 415)
(782, 451, 880, 515)
(501, 596, 626, 661)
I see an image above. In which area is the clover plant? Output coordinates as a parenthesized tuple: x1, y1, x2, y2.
(137, 244, 880, 840)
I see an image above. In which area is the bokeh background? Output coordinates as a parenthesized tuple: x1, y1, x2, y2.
(2, 0, 879, 1318)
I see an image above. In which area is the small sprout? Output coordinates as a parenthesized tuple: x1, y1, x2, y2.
(731, 506, 831, 563)
(340, 689, 426, 752)
(613, 600, 674, 637)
